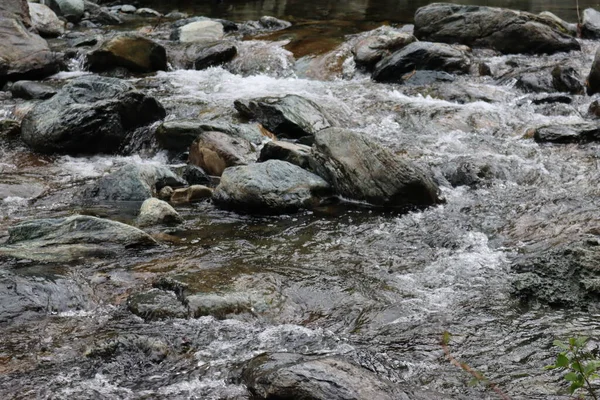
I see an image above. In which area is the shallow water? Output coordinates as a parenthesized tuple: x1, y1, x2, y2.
(2, 1, 600, 399)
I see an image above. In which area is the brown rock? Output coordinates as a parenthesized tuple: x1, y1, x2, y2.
(87, 33, 167, 73)
(189, 131, 255, 176)
(170, 185, 213, 204)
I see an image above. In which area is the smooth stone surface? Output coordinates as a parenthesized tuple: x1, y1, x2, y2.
(532, 123, 600, 144)
(582, 8, 600, 39)
(29, 2, 64, 37)
(171, 20, 224, 43)
(137, 197, 183, 226)
(87, 33, 167, 73)
(213, 159, 331, 214)
(83, 0, 122, 25)
(170, 185, 212, 204)
(311, 128, 442, 208)
(21, 75, 165, 155)
(258, 140, 313, 171)
(188, 131, 255, 177)
(0, 215, 157, 262)
(353, 31, 416, 70)
(46, 0, 84, 22)
(10, 80, 56, 100)
(193, 41, 237, 70)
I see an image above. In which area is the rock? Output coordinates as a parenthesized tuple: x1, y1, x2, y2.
(226, 40, 294, 78)
(192, 41, 237, 70)
(311, 128, 442, 208)
(170, 185, 212, 204)
(213, 160, 331, 214)
(515, 71, 555, 93)
(69, 34, 101, 47)
(353, 31, 416, 70)
(82, 163, 186, 202)
(414, 3, 581, 55)
(181, 165, 210, 186)
(158, 186, 174, 200)
(582, 8, 600, 39)
(588, 48, 600, 96)
(589, 100, 600, 118)
(539, 11, 578, 37)
(187, 293, 252, 318)
(137, 197, 183, 226)
(372, 41, 470, 83)
(120, 5, 136, 14)
(46, 0, 84, 22)
(171, 20, 224, 43)
(188, 131, 255, 177)
(242, 353, 445, 400)
(128, 288, 187, 321)
(529, 93, 572, 105)
(402, 70, 455, 85)
(258, 15, 291, 30)
(442, 157, 507, 187)
(21, 75, 165, 155)
(0, 119, 20, 137)
(10, 80, 56, 100)
(0, 215, 157, 262)
(87, 33, 167, 73)
(532, 123, 600, 144)
(29, 3, 64, 37)
(135, 8, 162, 18)
(0, 0, 31, 27)
(83, 0, 122, 25)
(234, 95, 333, 139)
(552, 66, 584, 94)
(258, 140, 313, 170)
(0, 12, 62, 85)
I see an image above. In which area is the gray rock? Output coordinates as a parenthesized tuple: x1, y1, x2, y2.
(181, 165, 210, 185)
(46, 0, 84, 22)
(234, 95, 333, 139)
(442, 157, 507, 187)
(87, 33, 167, 73)
(193, 41, 237, 70)
(0, 0, 31, 27)
(188, 131, 255, 177)
(588, 47, 600, 96)
(213, 159, 331, 214)
(551, 65, 584, 95)
(311, 128, 442, 208)
(135, 8, 162, 18)
(515, 71, 555, 93)
(29, 3, 64, 37)
(414, 3, 581, 54)
(128, 288, 188, 321)
(372, 41, 470, 83)
(582, 8, 600, 39)
(187, 293, 252, 318)
(171, 20, 224, 43)
(539, 11, 578, 37)
(532, 123, 600, 144)
(21, 75, 165, 155)
(83, 0, 122, 25)
(353, 31, 416, 70)
(0, 215, 157, 262)
(258, 140, 313, 171)
(402, 70, 455, 85)
(137, 197, 183, 226)
(258, 16, 291, 30)
(82, 163, 186, 202)
(120, 5, 136, 14)
(10, 80, 56, 100)
(226, 40, 294, 78)
(69, 34, 101, 47)
(0, 119, 20, 138)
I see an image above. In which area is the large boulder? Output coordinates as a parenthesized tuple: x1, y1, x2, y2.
(46, 0, 84, 22)
(212, 160, 331, 214)
(0, 215, 157, 262)
(29, 3, 64, 37)
(21, 75, 166, 155)
(188, 131, 255, 177)
(82, 163, 186, 202)
(353, 31, 416, 71)
(582, 8, 600, 39)
(588, 47, 600, 96)
(413, 3, 581, 55)
(87, 34, 168, 73)
(372, 41, 470, 83)
(234, 94, 334, 139)
(0, 4, 62, 85)
(311, 128, 442, 208)
(170, 20, 224, 43)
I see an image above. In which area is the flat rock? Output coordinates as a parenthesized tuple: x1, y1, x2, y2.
(532, 123, 600, 144)
(10, 80, 56, 100)
(258, 140, 313, 170)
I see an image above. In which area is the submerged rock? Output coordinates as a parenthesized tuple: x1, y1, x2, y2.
(414, 3, 581, 55)
(128, 288, 188, 320)
(87, 34, 168, 73)
(0, 215, 157, 262)
(137, 198, 183, 226)
(213, 160, 331, 214)
(21, 75, 166, 155)
(187, 293, 253, 318)
(188, 131, 255, 177)
(311, 128, 442, 208)
(234, 95, 334, 139)
(29, 3, 64, 37)
(372, 41, 470, 83)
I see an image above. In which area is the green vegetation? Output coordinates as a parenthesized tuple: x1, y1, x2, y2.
(547, 337, 600, 399)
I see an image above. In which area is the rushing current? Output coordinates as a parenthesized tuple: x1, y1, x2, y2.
(2, 0, 600, 399)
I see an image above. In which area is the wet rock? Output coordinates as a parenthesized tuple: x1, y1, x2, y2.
(158, 185, 174, 200)
(171, 20, 224, 43)
(189, 131, 255, 177)
(83, 0, 122, 25)
(46, 0, 84, 22)
(69, 34, 102, 47)
(258, 140, 313, 171)
(0, 0, 31, 27)
(551, 66, 584, 95)
(582, 8, 600, 39)
(187, 293, 252, 318)
(128, 288, 188, 320)
(372, 41, 470, 83)
(87, 33, 167, 73)
(352, 31, 416, 70)
(82, 163, 186, 202)
(227, 40, 294, 78)
(135, 8, 162, 18)
(137, 197, 183, 226)
(442, 157, 507, 187)
(181, 165, 210, 186)
(0, 215, 157, 262)
(84, 334, 168, 363)
(402, 70, 455, 85)
(414, 4, 581, 55)
(257, 15, 291, 30)
(311, 128, 442, 208)
(29, 3, 64, 37)
(192, 41, 237, 70)
(234, 95, 333, 139)
(21, 75, 165, 155)
(242, 353, 443, 400)
(9, 80, 56, 100)
(120, 5, 136, 14)
(0, 11, 62, 85)
(170, 185, 213, 204)
(589, 100, 600, 118)
(213, 160, 331, 214)
(532, 123, 600, 144)
(0, 119, 20, 138)
(529, 93, 572, 105)
(539, 11, 578, 36)
(511, 242, 600, 306)
(0, 180, 45, 200)
(515, 72, 554, 94)
(588, 47, 600, 96)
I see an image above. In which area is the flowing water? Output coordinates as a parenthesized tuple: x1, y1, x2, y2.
(2, 1, 600, 399)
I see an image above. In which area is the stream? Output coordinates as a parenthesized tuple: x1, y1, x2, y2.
(2, 0, 600, 399)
